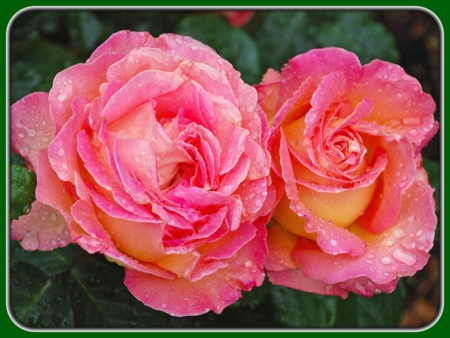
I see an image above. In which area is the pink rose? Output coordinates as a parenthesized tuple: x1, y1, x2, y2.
(256, 48, 438, 297)
(11, 31, 275, 316)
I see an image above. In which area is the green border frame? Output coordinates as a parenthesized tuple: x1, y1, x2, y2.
(2, 1, 446, 336)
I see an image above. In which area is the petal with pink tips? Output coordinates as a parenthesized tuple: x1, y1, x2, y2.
(291, 179, 435, 289)
(268, 269, 348, 298)
(106, 47, 183, 83)
(11, 92, 54, 171)
(11, 200, 71, 251)
(124, 269, 241, 316)
(125, 218, 266, 316)
(357, 135, 416, 234)
(279, 48, 361, 106)
(99, 70, 184, 125)
(350, 59, 436, 145)
(49, 52, 124, 133)
(87, 30, 153, 63)
(279, 130, 366, 257)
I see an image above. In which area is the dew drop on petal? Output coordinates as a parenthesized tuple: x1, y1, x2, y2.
(57, 93, 68, 102)
(381, 256, 392, 265)
(55, 223, 65, 234)
(245, 260, 253, 268)
(51, 240, 57, 246)
(394, 229, 406, 239)
(58, 148, 65, 156)
(330, 239, 338, 247)
(416, 229, 424, 237)
(385, 240, 394, 247)
(60, 239, 67, 246)
(18, 131, 25, 138)
(392, 248, 417, 266)
(50, 213, 57, 222)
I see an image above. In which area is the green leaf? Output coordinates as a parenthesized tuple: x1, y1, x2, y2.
(334, 279, 407, 327)
(231, 277, 271, 310)
(64, 258, 169, 327)
(10, 37, 80, 103)
(316, 12, 399, 64)
(11, 241, 80, 276)
(422, 157, 440, 241)
(270, 279, 406, 327)
(10, 262, 74, 328)
(250, 11, 317, 71)
(270, 286, 339, 327)
(10, 152, 26, 167)
(177, 14, 262, 84)
(68, 12, 103, 56)
(10, 165, 36, 220)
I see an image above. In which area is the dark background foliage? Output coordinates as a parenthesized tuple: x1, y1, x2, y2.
(8, 9, 441, 329)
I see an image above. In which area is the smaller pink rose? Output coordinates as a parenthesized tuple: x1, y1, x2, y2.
(256, 47, 438, 298)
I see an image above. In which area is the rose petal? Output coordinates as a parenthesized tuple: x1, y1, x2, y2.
(87, 30, 153, 63)
(11, 92, 54, 171)
(124, 218, 266, 316)
(350, 59, 436, 145)
(268, 269, 349, 298)
(279, 48, 361, 106)
(49, 52, 124, 133)
(291, 179, 436, 289)
(11, 200, 71, 251)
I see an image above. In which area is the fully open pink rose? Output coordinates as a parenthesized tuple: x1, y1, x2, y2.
(256, 48, 438, 297)
(11, 31, 275, 316)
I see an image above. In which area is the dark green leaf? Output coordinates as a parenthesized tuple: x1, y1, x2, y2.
(316, 12, 399, 64)
(68, 12, 103, 56)
(231, 277, 271, 310)
(422, 157, 440, 241)
(10, 152, 26, 167)
(10, 10, 69, 42)
(177, 14, 262, 84)
(334, 278, 406, 327)
(270, 279, 406, 328)
(10, 37, 80, 103)
(10, 165, 36, 220)
(11, 241, 79, 276)
(250, 11, 317, 71)
(65, 258, 169, 327)
(270, 286, 338, 327)
(10, 262, 74, 328)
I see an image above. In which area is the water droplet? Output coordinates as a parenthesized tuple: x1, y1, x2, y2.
(247, 105, 255, 113)
(409, 129, 418, 137)
(245, 260, 253, 268)
(55, 223, 65, 234)
(42, 136, 49, 143)
(416, 229, 424, 237)
(18, 131, 25, 138)
(394, 229, 406, 239)
(135, 155, 141, 163)
(392, 248, 417, 266)
(381, 256, 392, 265)
(385, 240, 394, 247)
(51, 240, 57, 246)
(58, 148, 65, 156)
(330, 239, 338, 247)
(403, 116, 422, 126)
(151, 135, 157, 142)
(62, 163, 68, 169)
(162, 303, 167, 308)
(191, 45, 198, 50)
(57, 93, 68, 102)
